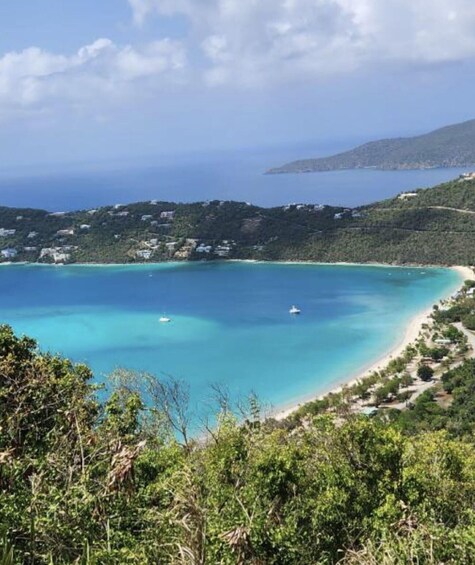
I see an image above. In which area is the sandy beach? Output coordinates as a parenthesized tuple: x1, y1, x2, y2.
(272, 265, 474, 420)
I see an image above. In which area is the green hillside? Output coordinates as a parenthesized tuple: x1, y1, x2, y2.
(2, 176, 475, 266)
(268, 119, 475, 173)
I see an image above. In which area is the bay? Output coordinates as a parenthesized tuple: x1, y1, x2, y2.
(0, 262, 462, 415)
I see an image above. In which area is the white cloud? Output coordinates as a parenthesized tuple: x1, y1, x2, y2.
(128, 0, 475, 85)
(0, 37, 187, 119)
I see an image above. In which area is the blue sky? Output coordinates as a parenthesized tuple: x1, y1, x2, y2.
(1, 0, 475, 169)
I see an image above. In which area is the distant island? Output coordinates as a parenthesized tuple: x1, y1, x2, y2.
(2, 174, 475, 266)
(267, 119, 475, 174)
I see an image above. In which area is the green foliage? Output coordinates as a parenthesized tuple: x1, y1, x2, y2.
(1, 326, 475, 563)
(374, 377, 401, 406)
(428, 346, 449, 361)
(400, 373, 413, 387)
(463, 314, 475, 331)
(417, 365, 434, 381)
(3, 178, 475, 266)
(442, 324, 465, 343)
(269, 118, 475, 173)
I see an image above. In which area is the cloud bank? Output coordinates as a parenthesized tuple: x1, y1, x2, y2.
(0, 37, 186, 120)
(2, 0, 475, 122)
(129, 0, 475, 85)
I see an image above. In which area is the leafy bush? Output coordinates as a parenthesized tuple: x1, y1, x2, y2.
(417, 365, 434, 382)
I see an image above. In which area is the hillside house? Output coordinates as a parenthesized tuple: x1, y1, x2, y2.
(196, 244, 212, 253)
(136, 250, 152, 260)
(160, 211, 175, 220)
(1, 248, 17, 259)
(0, 228, 16, 237)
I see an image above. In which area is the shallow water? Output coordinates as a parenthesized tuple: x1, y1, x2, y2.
(0, 262, 461, 414)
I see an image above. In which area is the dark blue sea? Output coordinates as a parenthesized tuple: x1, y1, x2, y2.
(0, 147, 471, 211)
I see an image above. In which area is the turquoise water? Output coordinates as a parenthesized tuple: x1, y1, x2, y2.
(0, 262, 462, 414)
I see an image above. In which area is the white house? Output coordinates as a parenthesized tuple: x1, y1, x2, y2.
(0, 228, 16, 237)
(196, 244, 212, 253)
(136, 250, 152, 260)
(52, 252, 70, 263)
(1, 248, 17, 259)
(160, 211, 175, 220)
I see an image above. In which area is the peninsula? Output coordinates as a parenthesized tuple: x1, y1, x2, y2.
(268, 119, 475, 173)
(2, 174, 475, 266)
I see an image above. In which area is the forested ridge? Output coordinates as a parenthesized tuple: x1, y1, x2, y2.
(2, 176, 475, 266)
(268, 119, 475, 173)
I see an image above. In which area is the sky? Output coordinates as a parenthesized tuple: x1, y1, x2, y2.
(1, 0, 475, 169)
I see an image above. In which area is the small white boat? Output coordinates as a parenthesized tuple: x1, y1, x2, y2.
(159, 316, 171, 323)
(289, 305, 301, 315)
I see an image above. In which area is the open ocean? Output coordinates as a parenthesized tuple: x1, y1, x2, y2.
(0, 262, 461, 415)
(0, 147, 472, 211)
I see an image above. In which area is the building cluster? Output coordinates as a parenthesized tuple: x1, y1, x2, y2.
(334, 209, 363, 220)
(0, 199, 238, 265)
(0, 228, 16, 237)
(196, 240, 235, 257)
(398, 192, 418, 200)
(459, 172, 475, 182)
(40, 246, 77, 263)
(283, 203, 325, 212)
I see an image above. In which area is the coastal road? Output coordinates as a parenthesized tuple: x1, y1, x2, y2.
(454, 322, 475, 350)
(427, 206, 475, 215)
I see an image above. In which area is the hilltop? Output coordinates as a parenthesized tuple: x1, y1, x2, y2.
(268, 119, 475, 173)
(2, 174, 475, 266)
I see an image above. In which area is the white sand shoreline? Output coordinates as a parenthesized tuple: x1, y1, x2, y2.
(2, 259, 470, 270)
(271, 265, 474, 420)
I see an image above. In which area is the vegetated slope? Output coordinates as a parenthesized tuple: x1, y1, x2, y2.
(2, 176, 475, 265)
(268, 119, 475, 173)
(1, 324, 475, 564)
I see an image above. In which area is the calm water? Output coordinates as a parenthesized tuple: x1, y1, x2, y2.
(0, 262, 461, 414)
(0, 149, 472, 211)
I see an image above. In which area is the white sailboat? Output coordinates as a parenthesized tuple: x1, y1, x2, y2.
(289, 305, 301, 315)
